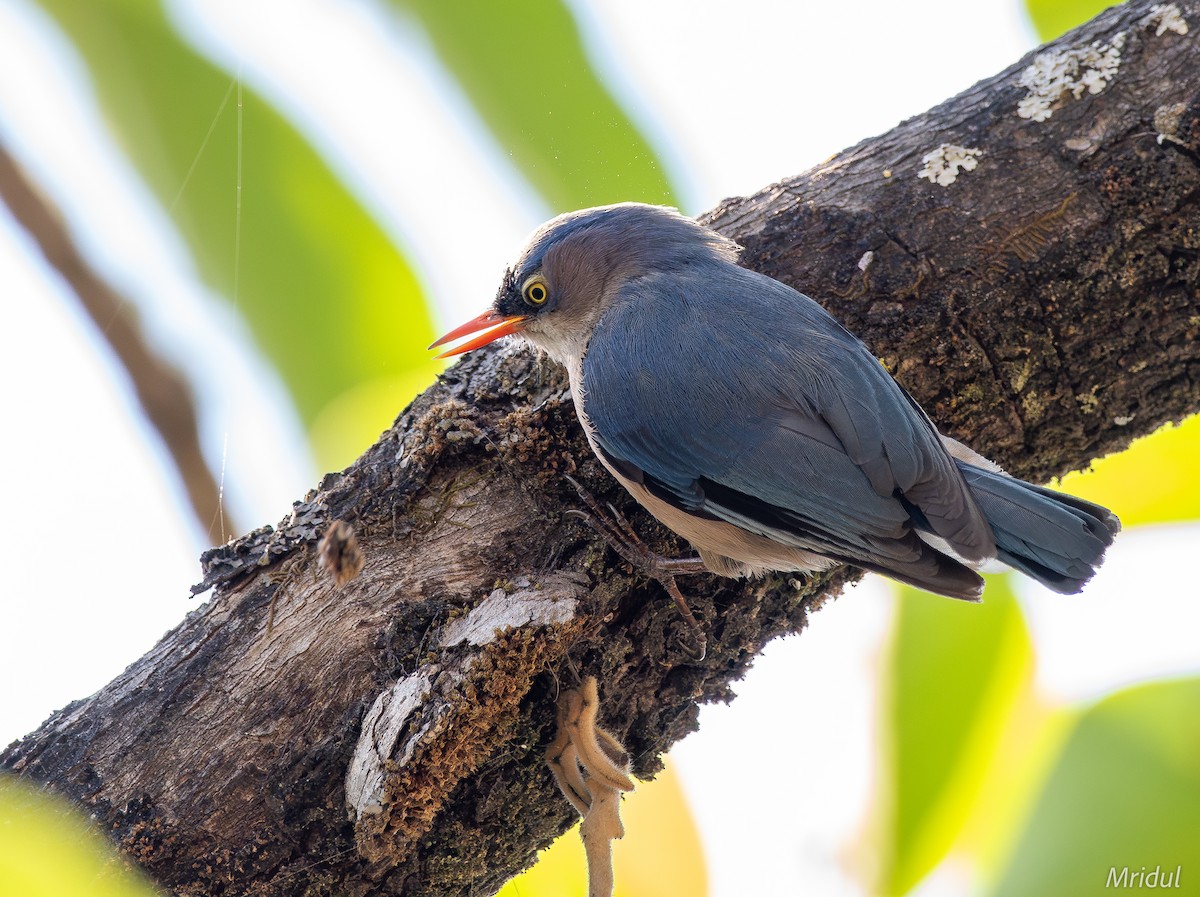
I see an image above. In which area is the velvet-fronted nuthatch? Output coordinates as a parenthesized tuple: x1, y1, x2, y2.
(432, 203, 1119, 603)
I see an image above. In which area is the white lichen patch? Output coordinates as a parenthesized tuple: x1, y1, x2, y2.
(918, 144, 983, 186)
(1143, 3, 1188, 35)
(1017, 33, 1126, 122)
(346, 671, 436, 818)
(1076, 386, 1102, 414)
(1155, 102, 1188, 145)
(438, 572, 583, 648)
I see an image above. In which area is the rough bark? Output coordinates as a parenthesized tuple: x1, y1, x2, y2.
(4, 2, 1199, 895)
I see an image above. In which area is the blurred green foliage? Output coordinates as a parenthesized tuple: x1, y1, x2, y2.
(35, 0, 679, 472)
(390, 0, 678, 213)
(36, 0, 439, 470)
(0, 775, 161, 897)
(1061, 416, 1200, 528)
(1024, 0, 1121, 41)
(990, 677, 1200, 897)
(880, 577, 1034, 895)
(496, 763, 707, 897)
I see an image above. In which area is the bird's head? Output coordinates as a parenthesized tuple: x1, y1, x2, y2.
(430, 202, 740, 366)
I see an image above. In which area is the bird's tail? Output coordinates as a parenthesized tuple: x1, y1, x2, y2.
(958, 462, 1121, 594)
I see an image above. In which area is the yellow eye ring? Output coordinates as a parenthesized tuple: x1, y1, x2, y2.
(522, 277, 549, 306)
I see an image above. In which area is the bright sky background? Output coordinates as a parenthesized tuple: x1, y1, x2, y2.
(1, 2, 1197, 896)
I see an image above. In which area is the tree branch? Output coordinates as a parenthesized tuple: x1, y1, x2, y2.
(4, 2, 1198, 894)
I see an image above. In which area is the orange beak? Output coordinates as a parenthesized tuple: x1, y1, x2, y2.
(428, 310, 528, 358)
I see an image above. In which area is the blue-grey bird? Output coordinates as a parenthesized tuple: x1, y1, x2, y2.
(432, 203, 1119, 602)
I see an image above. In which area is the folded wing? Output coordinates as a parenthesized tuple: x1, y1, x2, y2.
(580, 266, 995, 598)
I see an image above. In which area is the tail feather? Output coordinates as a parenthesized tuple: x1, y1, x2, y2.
(957, 463, 1120, 593)
(855, 543, 986, 602)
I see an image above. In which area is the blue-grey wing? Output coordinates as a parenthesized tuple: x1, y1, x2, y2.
(580, 266, 995, 576)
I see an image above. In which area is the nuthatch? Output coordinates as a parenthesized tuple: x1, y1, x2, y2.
(432, 203, 1119, 603)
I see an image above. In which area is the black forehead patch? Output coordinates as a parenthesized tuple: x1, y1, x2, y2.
(495, 265, 517, 300)
(493, 265, 524, 316)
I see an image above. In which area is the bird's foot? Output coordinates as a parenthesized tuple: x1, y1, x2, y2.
(565, 476, 708, 660)
(545, 676, 634, 897)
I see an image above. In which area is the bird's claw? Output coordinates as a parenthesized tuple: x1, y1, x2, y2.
(565, 476, 709, 660)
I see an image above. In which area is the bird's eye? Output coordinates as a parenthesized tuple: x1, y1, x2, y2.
(522, 277, 549, 307)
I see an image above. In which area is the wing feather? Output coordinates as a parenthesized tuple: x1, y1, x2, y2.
(580, 266, 995, 582)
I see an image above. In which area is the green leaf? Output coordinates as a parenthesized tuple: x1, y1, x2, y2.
(496, 763, 707, 897)
(35, 0, 439, 469)
(1024, 0, 1122, 41)
(389, 0, 679, 212)
(989, 677, 1200, 897)
(1058, 414, 1200, 528)
(879, 576, 1034, 896)
(0, 774, 161, 897)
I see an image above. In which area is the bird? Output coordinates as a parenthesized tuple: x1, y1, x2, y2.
(431, 202, 1120, 608)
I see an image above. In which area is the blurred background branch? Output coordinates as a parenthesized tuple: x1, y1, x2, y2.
(0, 143, 235, 544)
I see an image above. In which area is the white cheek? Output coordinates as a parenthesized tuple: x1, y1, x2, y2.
(521, 319, 583, 368)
